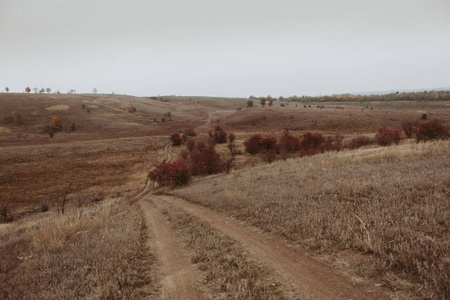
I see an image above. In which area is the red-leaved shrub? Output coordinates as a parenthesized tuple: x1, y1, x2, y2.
(401, 120, 419, 138)
(278, 130, 300, 159)
(148, 159, 191, 187)
(260, 136, 278, 152)
(415, 119, 448, 142)
(216, 130, 228, 143)
(244, 134, 263, 155)
(244, 134, 278, 155)
(375, 128, 402, 146)
(298, 132, 326, 156)
(181, 142, 223, 175)
(170, 133, 182, 146)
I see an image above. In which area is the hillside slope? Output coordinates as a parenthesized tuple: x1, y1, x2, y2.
(172, 140, 450, 298)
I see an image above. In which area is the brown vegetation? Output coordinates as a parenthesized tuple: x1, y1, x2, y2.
(1, 92, 449, 298)
(159, 199, 286, 299)
(0, 197, 155, 299)
(172, 141, 450, 299)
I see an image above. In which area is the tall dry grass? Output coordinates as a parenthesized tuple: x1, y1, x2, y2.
(0, 197, 155, 299)
(172, 140, 450, 299)
(155, 198, 286, 299)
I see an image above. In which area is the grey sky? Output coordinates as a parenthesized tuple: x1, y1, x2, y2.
(1, 0, 449, 97)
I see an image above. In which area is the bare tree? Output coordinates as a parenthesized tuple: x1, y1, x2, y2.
(33, 87, 38, 94)
(5, 86, 9, 93)
(39, 88, 45, 94)
(69, 89, 76, 94)
(92, 88, 97, 94)
(45, 87, 52, 94)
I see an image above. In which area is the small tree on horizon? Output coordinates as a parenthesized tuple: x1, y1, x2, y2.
(92, 88, 97, 94)
(33, 87, 38, 94)
(45, 87, 52, 94)
(247, 100, 254, 108)
(5, 86, 9, 93)
(39, 88, 45, 94)
(260, 98, 266, 107)
(25, 87, 31, 93)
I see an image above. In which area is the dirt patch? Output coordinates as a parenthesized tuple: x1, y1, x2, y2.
(45, 104, 70, 111)
(0, 127, 11, 133)
(139, 198, 204, 299)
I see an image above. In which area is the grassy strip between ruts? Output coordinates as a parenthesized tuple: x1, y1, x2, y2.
(0, 197, 156, 299)
(155, 198, 287, 300)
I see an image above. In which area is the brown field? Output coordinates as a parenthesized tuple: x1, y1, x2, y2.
(1, 93, 449, 299)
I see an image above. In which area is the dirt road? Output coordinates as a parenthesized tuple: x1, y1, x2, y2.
(140, 199, 205, 299)
(163, 142, 175, 163)
(154, 195, 387, 300)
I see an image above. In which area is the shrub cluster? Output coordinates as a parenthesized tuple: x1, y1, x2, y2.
(244, 134, 278, 155)
(415, 119, 449, 142)
(170, 133, 182, 146)
(375, 127, 402, 146)
(209, 127, 228, 144)
(183, 128, 197, 138)
(278, 129, 300, 159)
(148, 159, 191, 187)
(244, 131, 348, 162)
(149, 141, 226, 187)
(297, 133, 343, 156)
(180, 142, 223, 175)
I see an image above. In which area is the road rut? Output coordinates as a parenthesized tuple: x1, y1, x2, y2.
(156, 195, 386, 300)
(140, 199, 205, 300)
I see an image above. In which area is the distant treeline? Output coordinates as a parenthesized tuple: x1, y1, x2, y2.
(251, 90, 450, 103)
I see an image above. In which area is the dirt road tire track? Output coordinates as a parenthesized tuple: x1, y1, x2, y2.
(140, 199, 205, 300)
(163, 142, 175, 163)
(156, 195, 387, 300)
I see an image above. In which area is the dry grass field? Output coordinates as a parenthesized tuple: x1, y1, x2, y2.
(172, 140, 450, 298)
(217, 103, 449, 134)
(0, 196, 155, 299)
(1, 93, 449, 299)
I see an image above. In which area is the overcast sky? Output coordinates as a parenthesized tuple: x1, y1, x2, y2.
(1, 0, 449, 97)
